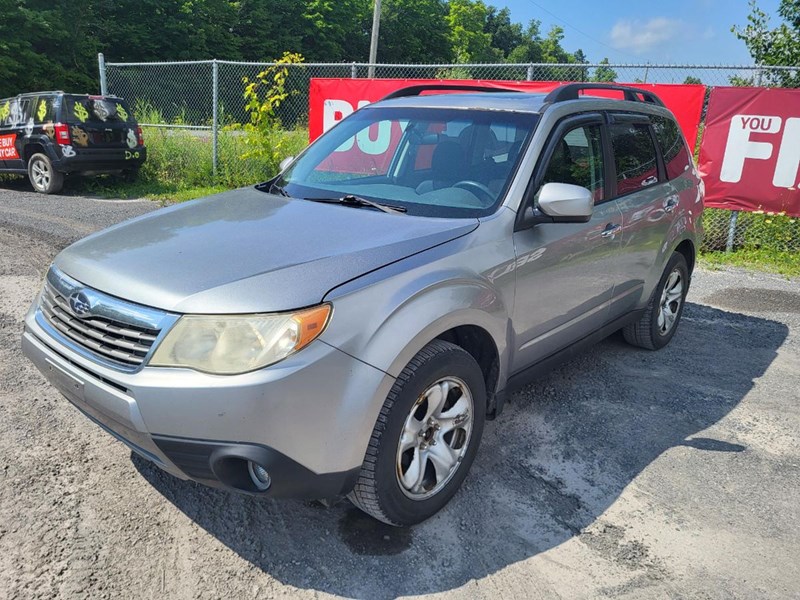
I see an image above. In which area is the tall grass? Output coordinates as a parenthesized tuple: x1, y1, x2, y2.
(120, 103, 307, 200)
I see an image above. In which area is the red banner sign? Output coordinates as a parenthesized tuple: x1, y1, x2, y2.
(0, 134, 18, 160)
(308, 78, 705, 152)
(698, 87, 800, 216)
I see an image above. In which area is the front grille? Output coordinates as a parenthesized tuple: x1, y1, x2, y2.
(38, 272, 167, 369)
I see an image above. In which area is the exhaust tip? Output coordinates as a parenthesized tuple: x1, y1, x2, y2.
(247, 461, 272, 491)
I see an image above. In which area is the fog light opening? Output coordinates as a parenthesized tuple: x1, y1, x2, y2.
(247, 461, 272, 491)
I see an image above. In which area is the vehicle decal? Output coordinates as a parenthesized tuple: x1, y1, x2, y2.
(71, 126, 89, 147)
(37, 100, 47, 122)
(24, 118, 34, 137)
(61, 145, 76, 158)
(43, 122, 55, 139)
(93, 101, 111, 122)
(74, 103, 89, 123)
(0, 134, 19, 160)
(125, 129, 137, 149)
(116, 103, 128, 121)
(0, 101, 9, 122)
(125, 150, 140, 160)
(8, 100, 23, 127)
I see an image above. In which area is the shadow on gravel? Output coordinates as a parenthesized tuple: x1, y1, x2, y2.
(133, 301, 788, 599)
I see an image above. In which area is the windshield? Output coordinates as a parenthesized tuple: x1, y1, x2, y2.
(275, 107, 538, 218)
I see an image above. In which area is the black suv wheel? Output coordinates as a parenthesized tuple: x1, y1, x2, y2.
(27, 153, 64, 194)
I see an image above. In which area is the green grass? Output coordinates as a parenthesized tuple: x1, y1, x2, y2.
(86, 118, 308, 203)
(700, 249, 800, 278)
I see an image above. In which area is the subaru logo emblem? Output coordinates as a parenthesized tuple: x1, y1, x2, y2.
(68, 291, 91, 317)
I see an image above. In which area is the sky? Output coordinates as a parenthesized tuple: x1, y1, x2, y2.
(500, 0, 783, 64)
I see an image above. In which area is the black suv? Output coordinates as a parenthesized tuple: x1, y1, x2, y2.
(0, 92, 146, 194)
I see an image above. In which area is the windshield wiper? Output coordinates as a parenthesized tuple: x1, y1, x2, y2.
(269, 182, 290, 197)
(304, 195, 407, 214)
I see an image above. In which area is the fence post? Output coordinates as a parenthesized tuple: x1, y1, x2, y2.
(98, 53, 108, 95)
(726, 211, 739, 252)
(351, 62, 358, 79)
(212, 59, 219, 178)
(526, 64, 533, 81)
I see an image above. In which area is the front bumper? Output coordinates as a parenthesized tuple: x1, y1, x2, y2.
(22, 305, 393, 499)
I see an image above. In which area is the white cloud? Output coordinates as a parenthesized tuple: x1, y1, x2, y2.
(610, 17, 685, 55)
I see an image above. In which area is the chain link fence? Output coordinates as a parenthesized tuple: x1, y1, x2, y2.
(102, 56, 799, 256)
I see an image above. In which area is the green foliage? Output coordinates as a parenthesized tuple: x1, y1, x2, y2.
(378, 0, 453, 63)
(732, 0, 800, 87)
(593, 58, 618, 83)
(446, 0, 503, 63)
(684, 76, 703, 84)
(239, 52, 305, 176)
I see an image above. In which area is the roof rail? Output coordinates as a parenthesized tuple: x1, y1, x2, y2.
(16, 91, 65, 97)
(381, 84, 521, 100)
(543, 83, 665, 106)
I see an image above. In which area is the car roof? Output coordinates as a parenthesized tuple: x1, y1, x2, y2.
(365, 83, 674, 119)
(372, 92, 550, 114)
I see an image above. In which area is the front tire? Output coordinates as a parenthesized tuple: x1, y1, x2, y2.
(27, 153, 64, 194)
(348, 340, 486, 526)
(623, 252, 689, 350)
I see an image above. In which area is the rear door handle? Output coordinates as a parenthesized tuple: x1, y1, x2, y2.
(641, 175, 658, 187)
(663, 196, 679, 213)
(601, 223, 622, 238)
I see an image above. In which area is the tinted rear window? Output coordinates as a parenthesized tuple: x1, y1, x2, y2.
(609, 122, 659, 196)
(64, 96, 134, 124)
(652, 115, 692, 180)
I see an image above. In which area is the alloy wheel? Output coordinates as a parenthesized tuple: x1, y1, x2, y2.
(396, 377, 473, 500)
(657, 269, 684, 335)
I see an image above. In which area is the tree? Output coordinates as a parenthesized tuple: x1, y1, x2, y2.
(378, 0, 452, 64)
(506, 20, 544, 63)
(446, 0, 503, 63)
(684, 76, 703, 84)
(236, 0, 306, 61)
(732, 0, 800, 87)
(593, 58, 618, 82)
(301, 0, 371, 62)
(484, 6, 524, 58)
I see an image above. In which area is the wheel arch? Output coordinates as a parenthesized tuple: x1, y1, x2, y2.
(673, 238, 695, 275)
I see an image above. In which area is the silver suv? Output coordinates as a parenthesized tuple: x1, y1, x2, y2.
(22, 83, 703, 526)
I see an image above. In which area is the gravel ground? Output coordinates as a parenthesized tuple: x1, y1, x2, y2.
(1, 183, 799, 599)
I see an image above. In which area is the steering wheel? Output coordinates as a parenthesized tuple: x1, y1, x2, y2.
(453, 180, 494, 205)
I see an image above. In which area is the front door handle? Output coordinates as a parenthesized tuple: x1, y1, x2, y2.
(641, 175, 659, 187)
(600, 223, 622, 238)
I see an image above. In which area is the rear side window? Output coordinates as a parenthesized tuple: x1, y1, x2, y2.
(652, 115, 692, 180)
(609, 122, 659, 196)
(64, 97, 133, 124)
(0, 97, 31, 128)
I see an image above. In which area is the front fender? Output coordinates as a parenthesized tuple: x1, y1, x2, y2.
(322, 267, 510, 382)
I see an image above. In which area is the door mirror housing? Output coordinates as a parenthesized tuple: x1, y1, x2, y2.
(517, 183, 595, 230)
(538, 183, 594, 221)
(279, 156, 295, 172)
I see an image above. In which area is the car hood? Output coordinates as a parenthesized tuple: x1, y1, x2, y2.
(54, 187, 478, 313)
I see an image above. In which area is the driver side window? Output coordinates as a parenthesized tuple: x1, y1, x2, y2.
(541, 125, 605, 203)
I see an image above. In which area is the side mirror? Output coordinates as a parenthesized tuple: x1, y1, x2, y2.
(517, 183, 594, 230)
(279, 156, 295, 172)
(538, 183, 594, 222)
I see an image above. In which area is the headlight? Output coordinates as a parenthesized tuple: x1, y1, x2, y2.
(149, 304, 331, 374)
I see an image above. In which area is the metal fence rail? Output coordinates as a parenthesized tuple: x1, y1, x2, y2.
(101, 56, 799, 256)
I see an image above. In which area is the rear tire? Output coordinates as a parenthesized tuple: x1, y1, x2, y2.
(623, 252, 689, 350)
(27, 153, 64, 194)
(348, 340, 486, 526)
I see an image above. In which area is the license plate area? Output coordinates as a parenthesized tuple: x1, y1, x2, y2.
(45, 358, 85, 403)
